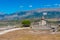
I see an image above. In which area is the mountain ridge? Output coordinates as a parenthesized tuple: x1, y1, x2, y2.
(0, 8, 60, 20)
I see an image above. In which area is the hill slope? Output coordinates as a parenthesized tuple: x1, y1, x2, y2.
(0, 8, 60, 20)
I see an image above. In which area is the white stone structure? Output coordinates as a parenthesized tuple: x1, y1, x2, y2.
(31, 12, 59, 32)
(31, 16, 51, 30)
(41, 16, 46, 25)
(31, 12, 51, 30)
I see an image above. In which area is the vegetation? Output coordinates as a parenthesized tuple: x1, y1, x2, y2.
(21, 20, 31, 27)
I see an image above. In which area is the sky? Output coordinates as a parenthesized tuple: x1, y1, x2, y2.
(0, 0, 60, 14)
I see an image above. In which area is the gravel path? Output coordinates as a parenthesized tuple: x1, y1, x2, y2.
(0, 27, 30, 35)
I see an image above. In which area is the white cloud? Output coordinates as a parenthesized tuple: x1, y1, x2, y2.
(19, 12, 32, 18)
(29, 5, 32, 8)
(4, 15, 18, 19)
(43, 12, 47, 15)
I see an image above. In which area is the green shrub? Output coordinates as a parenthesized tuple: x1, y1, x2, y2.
(21, 20, 31, 27)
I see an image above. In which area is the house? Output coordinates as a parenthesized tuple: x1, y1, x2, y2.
(31, 16, 60, 32)
(31, 16, 51, 30)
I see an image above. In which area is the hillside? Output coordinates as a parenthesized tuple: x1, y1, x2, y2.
(0, 8, 60, 20)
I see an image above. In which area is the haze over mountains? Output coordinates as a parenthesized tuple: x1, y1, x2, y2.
(0, 8, 60, 20)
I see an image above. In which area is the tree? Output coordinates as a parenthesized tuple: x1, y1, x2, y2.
(21, 20, 31, 27)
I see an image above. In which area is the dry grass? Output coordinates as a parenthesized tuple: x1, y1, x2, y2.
(0, 29, 60, 40)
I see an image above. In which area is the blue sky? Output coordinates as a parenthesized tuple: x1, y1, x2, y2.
(0, 0, 60, 14)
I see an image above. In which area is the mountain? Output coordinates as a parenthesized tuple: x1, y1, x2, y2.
(0, 8, 60, 20)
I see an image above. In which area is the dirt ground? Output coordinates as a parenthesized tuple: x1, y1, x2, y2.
(0, 29, 60, 40)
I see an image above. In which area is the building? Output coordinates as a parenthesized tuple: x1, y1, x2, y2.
(31, 16, 51, 30)
(31, 12, 60, 32)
